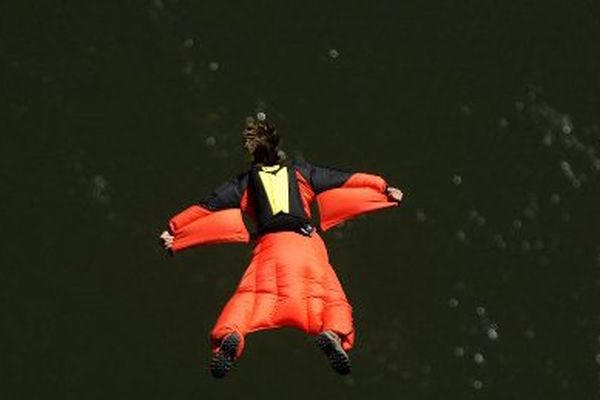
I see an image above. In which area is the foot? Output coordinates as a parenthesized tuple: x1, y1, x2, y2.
(316, 331, 351, 375)
(210, 332, 241, 378)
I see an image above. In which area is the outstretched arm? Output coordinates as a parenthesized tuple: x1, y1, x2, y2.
(300, 162, 403, 200)
(159, 173, 250, 254)
(296, 161, 403, 231)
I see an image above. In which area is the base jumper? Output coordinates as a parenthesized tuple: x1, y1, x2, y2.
(160, 114, 403, 377)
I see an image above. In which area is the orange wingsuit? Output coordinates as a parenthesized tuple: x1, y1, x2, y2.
(167, 161, 397, 358)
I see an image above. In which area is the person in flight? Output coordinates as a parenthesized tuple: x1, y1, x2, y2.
(160, 113, 404, 378)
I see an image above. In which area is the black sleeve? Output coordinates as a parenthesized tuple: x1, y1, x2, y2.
(199, 173, 249, 211)
(294, 161, 353, 194)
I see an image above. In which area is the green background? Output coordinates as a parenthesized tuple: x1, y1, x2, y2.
(2, 1, 600, 399)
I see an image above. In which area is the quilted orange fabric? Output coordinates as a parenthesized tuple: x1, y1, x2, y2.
(167, 172, 397, 357)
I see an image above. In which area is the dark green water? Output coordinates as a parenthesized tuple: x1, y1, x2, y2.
(2, 1, 600, 399)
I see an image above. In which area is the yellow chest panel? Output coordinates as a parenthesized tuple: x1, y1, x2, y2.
(258, 165, 289, 214)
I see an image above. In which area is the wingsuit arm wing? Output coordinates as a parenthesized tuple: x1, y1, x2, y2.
(167, 174, 251, 253)
(297, 162, 399, 231)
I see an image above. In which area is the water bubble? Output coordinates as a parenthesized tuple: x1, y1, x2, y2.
(543, 133, 553, 146)
(208, 61, 220, 71)
(328, 48, 340, 59)
(452, 175, 463, 185)
(184, 38, 194, 48)
(595, 354, 600, 365)
(472, 379, 483, 390)
(91, 174, 110, 204)
(182, 62, 193, 74)
(560, 160, 581, 187)
(498, 117, 509, 128)
(456, 230, 466, 241)
(476, 306, 486, 317)
(476, 216, 486, 226)
(551, 193, 561, 204)
(487, 327, 499, 341)
(205, 136, 216, 146)
(474, 353, 485, 365)
(460, 104, 472, 116)
(524, 206, 537, 220)
(515, 101, 525, 112)
(524, 328, 536, 339)
(455, 347, 465, 357)
(494, 234, 507, 249)
(513, 219, 523, 229)
(449, 298, 459, 308)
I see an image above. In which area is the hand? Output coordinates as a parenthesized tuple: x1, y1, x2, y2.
(159, 230, 174, 250)
(386, 186, 404, 203)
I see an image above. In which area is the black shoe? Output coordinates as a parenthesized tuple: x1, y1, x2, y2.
(210, 332, 241, 378)
(316, 331, 351, 375)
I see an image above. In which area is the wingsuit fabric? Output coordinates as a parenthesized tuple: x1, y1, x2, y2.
(167, 160, 397, 357)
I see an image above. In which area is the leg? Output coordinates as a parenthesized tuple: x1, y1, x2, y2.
(321, 301, 355, 351)
(315, 263, 354, 374)
(210, 291, 254, 358)
(307, 234, 355, 350)
(208, 292, 254, 379)
(320, 263, 355, 351)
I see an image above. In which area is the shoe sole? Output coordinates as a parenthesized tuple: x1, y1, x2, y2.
(316, 332, 351, 375)
(210, 333, 241, 378)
